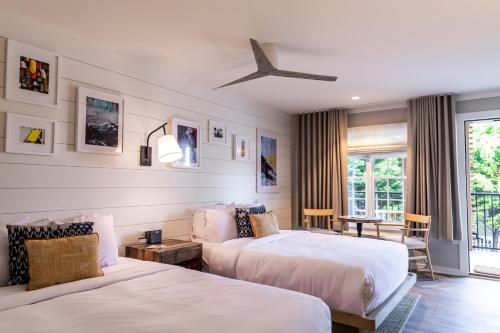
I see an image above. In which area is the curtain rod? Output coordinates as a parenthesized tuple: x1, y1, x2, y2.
(296, 92, 455, 115)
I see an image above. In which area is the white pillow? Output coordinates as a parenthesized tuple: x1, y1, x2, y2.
(0, 215, 31, 286)
(191, 209, 207, 240)
(191, 203, 237, 242)
(204, 206, 238, 242)
(74, 213, 118, 267)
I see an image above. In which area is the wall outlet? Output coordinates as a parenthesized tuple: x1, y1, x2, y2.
(137, 229, 147, 240)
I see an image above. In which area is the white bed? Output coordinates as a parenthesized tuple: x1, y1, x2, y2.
(204, 230, 409, 317)
(0, 257, 331, 333)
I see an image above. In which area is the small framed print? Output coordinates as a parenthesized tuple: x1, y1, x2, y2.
(234, 135, 250, 161)
(5, 113, 56, 155)
(76, 87, 124, 155)
(257, 129, 279, 193)
(208, 119, 227, 145)
(171, 118, 201, 168)
(5, 39, 59, 107)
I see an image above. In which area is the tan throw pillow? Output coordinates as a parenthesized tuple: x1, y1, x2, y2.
(25, 233, 103, 291)
(249, 211, 280, 239)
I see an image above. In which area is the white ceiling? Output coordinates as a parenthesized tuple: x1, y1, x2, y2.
(2, 0, 500, 113)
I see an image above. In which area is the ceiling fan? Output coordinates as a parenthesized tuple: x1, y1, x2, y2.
(214, 38, 338, 89)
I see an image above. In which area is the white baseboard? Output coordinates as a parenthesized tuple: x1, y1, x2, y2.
(433, 265, 468, 277)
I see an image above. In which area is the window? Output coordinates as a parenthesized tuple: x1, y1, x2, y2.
(348, 154, 406, 222)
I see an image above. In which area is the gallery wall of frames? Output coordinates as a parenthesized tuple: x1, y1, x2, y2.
(0, 36, 292, 253)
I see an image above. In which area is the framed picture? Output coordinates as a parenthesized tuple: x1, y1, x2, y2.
(171, 118, 201, 168)
(208, 119, 227, 145)
(5, 39, 59, 107)
(5, 113, 56, 155)
(76, 87, 124, 155)
(257, 129, 279, 193)
(234, 135, 251, 161)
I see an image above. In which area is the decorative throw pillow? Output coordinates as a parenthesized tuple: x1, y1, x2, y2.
(25, 233, 103, 291)
(249, 211, 280, 239)
(0, 215, 31, 287)
(7, 222, 94, 285)
(235, 205, 266, 238)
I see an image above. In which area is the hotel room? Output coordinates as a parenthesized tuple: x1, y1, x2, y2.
(0, 1, 499, 332)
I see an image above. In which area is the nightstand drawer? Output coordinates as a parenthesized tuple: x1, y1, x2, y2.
(161, 243, 201, 264)
(125, 239, 203, 271)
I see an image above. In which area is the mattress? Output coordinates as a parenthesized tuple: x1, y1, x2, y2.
(208, 230, 409, 316)
(0, 257, 331, 333)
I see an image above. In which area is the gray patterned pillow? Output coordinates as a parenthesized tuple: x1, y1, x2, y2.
(7, 222, 94, 285)
(235, 205, 266, 238)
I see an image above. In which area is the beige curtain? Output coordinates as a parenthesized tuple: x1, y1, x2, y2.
(406, 94, 462, 240)
(292, 109, 348, 228)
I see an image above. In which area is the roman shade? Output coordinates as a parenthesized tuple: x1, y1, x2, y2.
(348, 122, 407, 154)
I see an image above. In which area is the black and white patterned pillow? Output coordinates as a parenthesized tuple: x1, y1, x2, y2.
(235, 205, 266, 238)
(7, 222, 94, 285)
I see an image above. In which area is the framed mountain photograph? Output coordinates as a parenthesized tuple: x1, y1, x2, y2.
(257, 129, 279, 193)
(76, 87, 124, 155)
(5, 113, 56, 155)
(171, 118, 201, 168)
(5, 39, 59, 107)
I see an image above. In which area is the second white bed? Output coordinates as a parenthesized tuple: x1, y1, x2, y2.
(204, 230, 409, 317)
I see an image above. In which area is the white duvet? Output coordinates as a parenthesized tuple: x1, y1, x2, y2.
(209, 231, 409, 316)
(0, 257, 331, 333)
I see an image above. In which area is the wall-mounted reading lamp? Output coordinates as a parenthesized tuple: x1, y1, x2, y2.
(140, 121, 182, 166)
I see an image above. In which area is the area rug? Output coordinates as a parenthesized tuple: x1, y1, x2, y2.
(373, 293, 420, 333)
(334, 293, 420, 333)
(474, 265, 500, 277)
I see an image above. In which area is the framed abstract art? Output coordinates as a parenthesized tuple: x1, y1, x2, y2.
(234, 135, 250, 161)
(257, 129, 279, 193)
(171, 118, 201, 168)
(5, 113, 56, 155)
(5, 39, 59, 107)
(76, 87, 124, 155)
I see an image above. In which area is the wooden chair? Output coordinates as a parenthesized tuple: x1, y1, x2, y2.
(375, 213, 434, 280)
(303, 209, 344, 235)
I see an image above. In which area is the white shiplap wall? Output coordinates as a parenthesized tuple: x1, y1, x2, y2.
(0, 36, 293, 253)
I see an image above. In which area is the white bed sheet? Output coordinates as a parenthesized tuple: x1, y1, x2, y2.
(209, 230, 409, 316)
(0, 257, 174, 311)
(0, 257, 331, 333)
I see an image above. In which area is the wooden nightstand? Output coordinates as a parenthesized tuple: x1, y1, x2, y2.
(125, 239, 202, 271)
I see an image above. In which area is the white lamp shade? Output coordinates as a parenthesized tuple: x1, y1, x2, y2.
(158, 135, 182, 163)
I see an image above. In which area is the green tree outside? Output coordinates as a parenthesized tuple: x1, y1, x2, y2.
(469, 121, 500, 248)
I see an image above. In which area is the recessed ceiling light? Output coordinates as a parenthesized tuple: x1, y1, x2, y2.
(352, 96, 360, 100)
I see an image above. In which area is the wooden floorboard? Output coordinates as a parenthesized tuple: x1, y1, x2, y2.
(403, 275, 500, 333)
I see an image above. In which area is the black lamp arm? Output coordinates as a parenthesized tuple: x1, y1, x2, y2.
(145, 121, 169, 158)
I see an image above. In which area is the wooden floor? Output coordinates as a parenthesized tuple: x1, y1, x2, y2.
(403, 275, 500, 333)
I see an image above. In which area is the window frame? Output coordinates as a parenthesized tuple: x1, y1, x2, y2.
(348, 152, 407, 222)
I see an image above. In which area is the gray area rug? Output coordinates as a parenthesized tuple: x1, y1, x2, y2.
(374, 293, 420, 333)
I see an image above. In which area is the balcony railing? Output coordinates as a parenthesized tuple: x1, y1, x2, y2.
(471, 192, 500, 251)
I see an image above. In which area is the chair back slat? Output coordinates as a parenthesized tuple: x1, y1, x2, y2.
(404, 213, 431, 224)
(303, 209, 337, 231)
(303, 209, 335, 217)
(403, 213, 431, 241)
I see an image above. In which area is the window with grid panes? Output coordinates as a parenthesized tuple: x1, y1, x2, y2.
(348, 155, 406, 222)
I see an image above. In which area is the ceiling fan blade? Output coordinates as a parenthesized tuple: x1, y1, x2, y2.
(213, 71, 268, 89)
(271, 69, 337, 82)
(249, 38, 275, 73)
